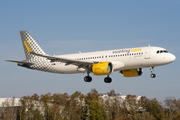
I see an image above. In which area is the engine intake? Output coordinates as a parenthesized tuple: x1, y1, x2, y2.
(92, 62, 113, 76)
(120, 68, 143, 77)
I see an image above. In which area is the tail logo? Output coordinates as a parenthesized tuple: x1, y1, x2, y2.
(24, 41, 32, 53)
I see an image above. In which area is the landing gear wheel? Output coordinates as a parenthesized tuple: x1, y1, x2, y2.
(84, 76, 92, 82)
(149, 67, 156, 78)
(150, 74, 156, 78)
(104, 77, 112, 83)
(88, 76, 92, 82)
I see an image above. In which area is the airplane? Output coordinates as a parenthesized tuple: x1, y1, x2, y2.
(6, 31, 176, 83)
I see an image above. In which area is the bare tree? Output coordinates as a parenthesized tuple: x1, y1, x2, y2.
(0, 98, 18, 120)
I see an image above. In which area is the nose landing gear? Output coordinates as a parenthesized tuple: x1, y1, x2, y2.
(150, 67, 156, 78)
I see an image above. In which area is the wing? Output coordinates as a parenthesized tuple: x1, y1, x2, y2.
(31, 52, 93, 68)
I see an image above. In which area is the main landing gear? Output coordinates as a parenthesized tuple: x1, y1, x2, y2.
(104, 75, 112, 83)
(84, 75, 112, 83)
(84, 70, 92, 82)
(84, 73, 112, 83)
(84, 76, 92, 82)
(150, 67, 156, 78)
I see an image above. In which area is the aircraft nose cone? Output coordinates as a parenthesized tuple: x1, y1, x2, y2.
(169, 54, 176, 62)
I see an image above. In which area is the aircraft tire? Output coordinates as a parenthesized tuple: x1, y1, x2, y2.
(88, 76, 92, 82)
(150, 74, 156, 78)
(84, 76, 88, 82)
(108, 77, 112, 83)
(104, 77, 112, 83)
(84, 76, 92, 82)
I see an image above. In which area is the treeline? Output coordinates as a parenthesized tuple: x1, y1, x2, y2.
(0, 89, 180, 120)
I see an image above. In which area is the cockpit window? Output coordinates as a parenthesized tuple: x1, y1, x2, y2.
(157, 50, 168, 54)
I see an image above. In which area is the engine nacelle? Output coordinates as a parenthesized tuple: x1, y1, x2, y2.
(92, 62, 113, 76)
(120, 68, 143, 77)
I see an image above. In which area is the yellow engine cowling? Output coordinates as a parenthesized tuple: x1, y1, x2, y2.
(92, 62, 113, 76)
(121, 68, 143, 77)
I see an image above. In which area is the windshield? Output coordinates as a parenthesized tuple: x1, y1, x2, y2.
(156, 50, 168, 54)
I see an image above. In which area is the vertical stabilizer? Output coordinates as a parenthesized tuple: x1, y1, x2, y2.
(20, 31, 47, 61)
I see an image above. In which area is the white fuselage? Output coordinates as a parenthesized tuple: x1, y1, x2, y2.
(46, 46, 175, 74)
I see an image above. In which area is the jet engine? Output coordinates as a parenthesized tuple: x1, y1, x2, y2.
(92, 62, 113, 75)
(120, 68, 143, 77)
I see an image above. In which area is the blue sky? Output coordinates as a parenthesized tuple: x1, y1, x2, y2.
(0, 0, 180, 101)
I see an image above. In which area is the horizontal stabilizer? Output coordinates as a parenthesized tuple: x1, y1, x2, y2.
(6, 60, 34, 65)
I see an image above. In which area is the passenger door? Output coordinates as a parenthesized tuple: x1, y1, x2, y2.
(144, 48, 151, 59)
